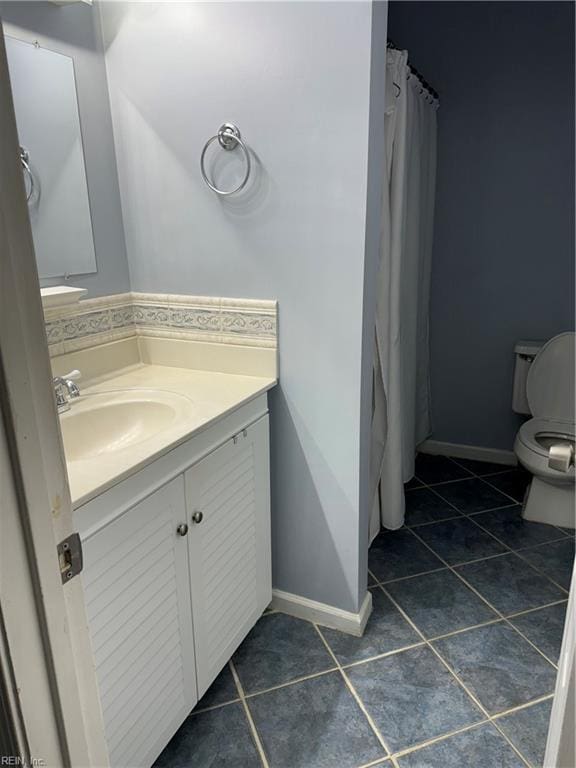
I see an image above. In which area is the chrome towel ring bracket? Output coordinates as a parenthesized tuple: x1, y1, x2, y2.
(200, 123, 251, 196)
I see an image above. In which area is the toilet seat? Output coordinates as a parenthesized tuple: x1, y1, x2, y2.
(517, 417, 575, 459)
(515, 418, 575, 483)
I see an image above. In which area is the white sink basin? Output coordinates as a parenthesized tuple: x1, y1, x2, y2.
(60, 389, 196, 462)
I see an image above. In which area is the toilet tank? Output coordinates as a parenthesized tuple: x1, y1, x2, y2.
(512, 340, 545, 414)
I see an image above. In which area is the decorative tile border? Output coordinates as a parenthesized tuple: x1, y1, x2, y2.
(44, 292, 277, 357)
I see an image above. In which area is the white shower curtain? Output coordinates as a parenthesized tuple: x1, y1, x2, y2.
(370, 49, 438, 538)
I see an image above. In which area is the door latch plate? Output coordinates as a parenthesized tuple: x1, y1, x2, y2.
(57, 533, 83, 584)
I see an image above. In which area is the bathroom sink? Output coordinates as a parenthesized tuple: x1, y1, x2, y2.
(60, 389, 196, 462)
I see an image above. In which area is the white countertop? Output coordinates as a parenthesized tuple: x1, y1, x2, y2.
(63, 363, 276, 508)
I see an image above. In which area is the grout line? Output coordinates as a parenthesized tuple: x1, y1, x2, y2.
(460, 585, 560, 670)
(229, 660, 270, 768)
(459, 502, 520, 516)
(390, 720, 491, 760)
(356, 758, 393, 768)
(407, 527, 562, 670)
(234, 600, 554, 768)
(372, 513, 571, 668)
(467, 505, 522, 518)
(372, 531, 568, 589)
(468, 512, 570, 552)
(426, 484, 472, 513)
(402, 505, 570, 596)
(472, 468, 518, 478)
(426, 618, 503, 643)
(370, 565, 449, 587)
(480, 474, 528, 507)
(377, 583, 533, 768)
(242, 666, 339, 700)
(514, 523, 570, 552)
(404, 516, 464, 528)
(413, 478, 518, 520)
(190, 695, 242, 715)
(455, 514, 520, 551)
(550, 524, 573, 539)
(488, 720, 536, 767)
(341, 641, 427, 670)
(513, 546, 571, 594)
(491, 693, 555, 719)
(334, 594, 568, 672)
(464, 503, 521, 516)
(450, 456, 517, 477)
(455, 462, 572, 546)
(416, 475, 475, 487)
(457, 513, 571, 595)
(448, 550, 514, 568)
(413, 457, 517, 496)
(313, 624, 392, 758)
(339, 598, 568, 672)
(407, 513, 464, 528)
(432, 493, 518, 518)
(367, 567, 379, 587)
(402, 521, 513, 564)
(505, 599, 568, 619)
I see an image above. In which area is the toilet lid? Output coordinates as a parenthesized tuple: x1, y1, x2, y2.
(526, 332, 575, 421)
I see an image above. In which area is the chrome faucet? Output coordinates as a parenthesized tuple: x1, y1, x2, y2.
(53, 370, 81, 414)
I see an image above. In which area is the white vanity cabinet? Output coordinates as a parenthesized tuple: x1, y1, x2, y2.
(186, 415, 271, 696)
(80, 477, 198, 768)
(75, 401, 271, 768)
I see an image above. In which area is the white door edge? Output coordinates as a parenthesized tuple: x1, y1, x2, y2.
(0, 25, 108, 767)
(544, 562, 575, 768)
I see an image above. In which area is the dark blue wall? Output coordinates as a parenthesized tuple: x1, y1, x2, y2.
(388, 1, 575, 450)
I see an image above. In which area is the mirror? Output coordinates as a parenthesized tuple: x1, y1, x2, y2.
(5, 36, 97, 279)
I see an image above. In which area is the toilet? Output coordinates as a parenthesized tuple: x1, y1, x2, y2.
(513, 332, 575, 529)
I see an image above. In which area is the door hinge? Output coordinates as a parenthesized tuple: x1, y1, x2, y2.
(57, 533, 83, 584)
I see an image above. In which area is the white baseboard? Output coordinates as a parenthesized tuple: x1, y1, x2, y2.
(270, 589, 373, 637)
(418, 439, 517, 467)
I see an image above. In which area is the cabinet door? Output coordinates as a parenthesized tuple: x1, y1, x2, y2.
(185, 415, 271, 696)
(81, 477, 197, 768)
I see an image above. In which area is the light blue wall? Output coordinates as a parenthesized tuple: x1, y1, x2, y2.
(388, 1, 575, 450)
(0, 1, 130, 297)
(359, 0, 389, 592)
(100, 1, 381, 613)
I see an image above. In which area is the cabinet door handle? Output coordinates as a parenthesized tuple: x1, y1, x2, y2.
(192, 511, 204, 524)
(176, 523, 189, 536)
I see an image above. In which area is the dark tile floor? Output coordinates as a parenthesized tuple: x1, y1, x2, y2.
(155, 455, 574, 768)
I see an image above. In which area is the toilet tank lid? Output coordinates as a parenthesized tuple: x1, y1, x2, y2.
(526, 332, 575, 422)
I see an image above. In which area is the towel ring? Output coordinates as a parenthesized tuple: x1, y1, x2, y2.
(20, 146, 35, 202)
(200, 123, 251, 196)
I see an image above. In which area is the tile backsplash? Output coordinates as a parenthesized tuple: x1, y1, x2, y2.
(44, 292, 277, 357)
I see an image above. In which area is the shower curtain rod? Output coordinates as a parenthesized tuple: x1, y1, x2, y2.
(387, 39, 439, 101)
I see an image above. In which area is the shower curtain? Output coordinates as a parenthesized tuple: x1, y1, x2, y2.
(370, 48, 438, 538)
